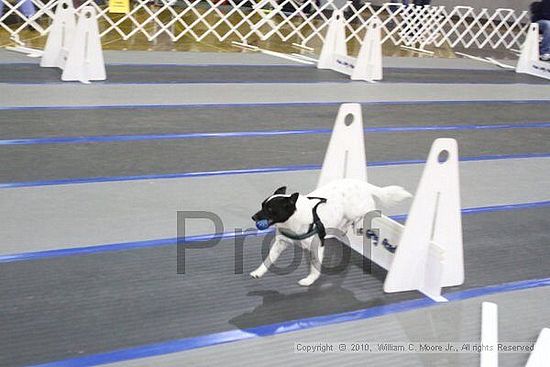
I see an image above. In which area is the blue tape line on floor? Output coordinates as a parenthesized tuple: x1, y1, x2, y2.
(0, 164, 320, 189)
(0, 229, 273, 263)
(1, 152, 550, 189)
(28, 277, 550, 367)
(0, 99, 548, 111)
(2, 122, 550, 146)
(2, 200, 549, 264)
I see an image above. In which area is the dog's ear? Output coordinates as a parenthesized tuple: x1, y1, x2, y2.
(273, 186, 287, 195)
(289, 192, 299, 205)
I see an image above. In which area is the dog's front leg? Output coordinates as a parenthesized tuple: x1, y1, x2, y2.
(250, 238, 288, 279)
(298, 242, 325, 287)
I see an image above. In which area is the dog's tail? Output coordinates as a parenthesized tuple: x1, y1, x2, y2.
(371, 185, 413, 207)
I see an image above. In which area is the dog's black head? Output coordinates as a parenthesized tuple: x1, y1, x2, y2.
(252, 186, 299, 228)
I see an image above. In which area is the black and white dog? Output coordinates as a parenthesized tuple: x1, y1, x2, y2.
(251, 178, 412, 286)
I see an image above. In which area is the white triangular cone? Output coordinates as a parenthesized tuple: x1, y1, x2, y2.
(351, 16, 383, 81)
(40, 0, 76, 69)
(318, 10, 347, 70)
(526, 328, 550, 367)
(516, 23, 550, 80)
(517, 23, 540, 74)
(62, 7, 106, 83)
(317, 103, 367, 188)
(384, 138, 464, 301)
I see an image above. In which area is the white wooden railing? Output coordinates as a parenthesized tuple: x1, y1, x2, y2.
(0, 0, 531, 52)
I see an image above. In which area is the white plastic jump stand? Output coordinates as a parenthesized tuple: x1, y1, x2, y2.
(317, 10, 347, 70)
(526, 328, 550, 367)
(516, 23, 550, 80)
(317, 103, 464, 302)
(62, 7, 106, 84)
(317, 103, 367, 187)
(317, 11, 383, 82)
(480, 302, 498, 367)
(352, 17, 383, 82)
(40, 0, 76, 69)
(384, 138, 464, 302)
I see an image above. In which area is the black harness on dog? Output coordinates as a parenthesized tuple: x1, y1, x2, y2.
(279, 196, 328, 246)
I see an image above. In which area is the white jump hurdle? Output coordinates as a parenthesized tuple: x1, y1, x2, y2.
(40, 0, 76, 69)
(526, 328, 550, 367)
(481, 302, 499, 367)
(317, 11, 383, 82)
(40, 1, 106, 84)
(318, 103, 464, 302)
(479, 303, 550, 367)
(516, 23, 550, 81)
(61, 7, 106, 83)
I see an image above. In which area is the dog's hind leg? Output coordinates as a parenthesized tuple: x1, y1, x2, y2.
(250, 239, 289, 279)
(298, 243, 324, 286)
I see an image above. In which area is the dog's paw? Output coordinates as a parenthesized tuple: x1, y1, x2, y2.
(298, 277, 316, 287)
(250, 270, 263, 279)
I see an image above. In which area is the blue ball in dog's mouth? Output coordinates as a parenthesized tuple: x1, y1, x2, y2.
(255, 219, 270, 230)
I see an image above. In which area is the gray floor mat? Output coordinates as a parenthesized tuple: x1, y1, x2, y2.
(1, 102, 549, 139)
(0, 64, 546, 84)
(1, 205, 549, 366)
(114, 287, 550, 367)
(1, 128, 549, 183)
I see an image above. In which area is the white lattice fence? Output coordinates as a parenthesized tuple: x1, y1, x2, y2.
(0, 0, 531, 52)
(434, 6, 530, 49)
